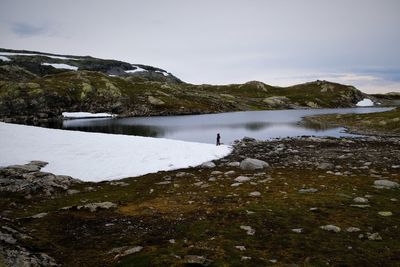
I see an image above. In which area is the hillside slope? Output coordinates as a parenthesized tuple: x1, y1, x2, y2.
(0, 48, 367, 123)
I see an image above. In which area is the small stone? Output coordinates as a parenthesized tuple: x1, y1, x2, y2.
(298, 188, 318, 193)
(317, 162, 334, 170)
(235, 245, 246, 251)
(201, 161, 216, 168)
(350, 204, 370, 208)
(378, 211, 393, 217)
(224, 171, 236, 176)
(249, 191, 261, 197)
(184, 255, 211, 265)
(226, 162, 240, 167)
(169, 239, 176, 244)
(67, 189, 80, 195)
(367, 232, 382, 241)
(231, 183, 242, 187)
(240, 225, 255, 235)
(373, 179, 399, 189)
(211, 171, 222, 175)
(121, 246, 143, 256)
(353, 197, 368, 203)
(31, 212, 48, 219)
(346, 227, 361, 232)
(320, 225, 341, 233)
(291, 228, 303, 233)
(234, 176, 251, 182)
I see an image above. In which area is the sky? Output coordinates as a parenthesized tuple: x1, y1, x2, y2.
(0, 0, 399, 93)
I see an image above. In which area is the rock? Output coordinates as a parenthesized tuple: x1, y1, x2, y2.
(317, 162, 335, 170)
(346, 227, 361, 232)
(226, 162, 240, 167)
(184, 255, 212, 266)
(148, 96, 164, 105)
(77, 202, 117, 212)
(231, 183, 242, 187)
(374, 179, 399, 189)
(31, 212, 48, 219)
(378, 211, 393, 217)
(240, 225, 255, 235)
(0, 231, 17, 244)
(224, 171, 236, 176)
(249, 191, 261, 197)
(176, 172, 192, 178)
(350, 204, 370, 208)
(353, 197, 368, 203)
(240, 158, 269, 171)
(109, 181, 129, 186)
(320, 225, 341, 233)
(367, 232, 382, 241)
(235, 246, 246, 251)
(67, 189, 80, 195)
(234, 176, 251, 182)
(211, 171, 222, 175)
(201, 161, 216, 168)
(298, 188, 318, 193)
(121, 246, 143, 256)
(291, 228, 303, 233)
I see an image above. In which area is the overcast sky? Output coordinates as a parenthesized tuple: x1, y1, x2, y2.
(0, 0, 399, 93)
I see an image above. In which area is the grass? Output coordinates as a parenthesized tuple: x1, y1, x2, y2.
(2, 158, 400, 266)
(304, 107, 400, 136)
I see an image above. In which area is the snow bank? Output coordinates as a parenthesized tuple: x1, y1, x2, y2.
(0, 122, 231, 181)
(356, 98, 374, 107)
(42, 63, 78, 71)
(0, 56, 11, 61)
(155, 70, 169, 76)
(0, 52, 80, 60)
(125, 65, 148, 74)
(62, 112, 114, 119)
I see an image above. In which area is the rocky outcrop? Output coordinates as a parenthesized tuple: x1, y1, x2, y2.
(0, 161, 80, 195)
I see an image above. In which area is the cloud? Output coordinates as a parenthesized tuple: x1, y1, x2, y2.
(11, 22, 48, 37)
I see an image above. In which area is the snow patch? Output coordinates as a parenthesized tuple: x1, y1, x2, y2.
(155, 70, 169, 76)
(62, 112, 114, 119)
(0, 56, 11, 62)
(0, 52, 80, 60)
(0, 122, 231, 181)
(356, 98, 374, 107)
(125, 65, 148, 74)
(42, 63, 78, 71)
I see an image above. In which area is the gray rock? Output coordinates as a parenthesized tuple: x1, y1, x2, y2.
(346, 227, 361, 232)
(184, 255, 212, 266)
(298, 188, 318, 193)
(226, 162, 240, 167)
(224, 170, 236, 176)
(201, 161, 216, 168)
(249, 191, 261, 197)
(374, 179, 399, 189)
(353, 197, 368, 203)
(240, 158, 269, 170)
(367, 232, 382, 241)
(31, 212, 48, 219)
(240, 225, 256, 235)
(77, 202, 117, 212)
(317, 162, 335, 170)
(320, 225, 341, 233)
(0, 231, 17, 244)
(234, 176, 251, 182)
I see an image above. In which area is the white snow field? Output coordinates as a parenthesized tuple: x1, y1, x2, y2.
(62, 112, 114, 119)
(0, 56, 11, 61)
(0, 122, 231, 182)
(356, 98, 374, 107)
(125, 65, 148, 74)
(0, 52, 80, 60)
(42, 63, 78, 70)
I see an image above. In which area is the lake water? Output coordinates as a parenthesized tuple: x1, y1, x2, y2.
(58, 107, 392, 144)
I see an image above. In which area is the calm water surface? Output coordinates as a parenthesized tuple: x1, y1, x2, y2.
(57, 107, 392, 144)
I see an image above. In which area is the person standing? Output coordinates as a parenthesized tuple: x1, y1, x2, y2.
(216, 133, 221, 146)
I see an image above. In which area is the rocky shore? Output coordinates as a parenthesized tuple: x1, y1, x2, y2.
(1, 136, 399, 266)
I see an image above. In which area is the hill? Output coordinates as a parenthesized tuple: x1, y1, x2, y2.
(0, 48, 367, 123)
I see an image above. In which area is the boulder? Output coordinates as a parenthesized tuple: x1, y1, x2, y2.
(374, 180, 399, 189)
(201, 161, 216, 168)
(240, 158, 269, 170)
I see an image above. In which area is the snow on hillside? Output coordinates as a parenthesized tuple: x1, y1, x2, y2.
(0, 56, 10, 61)
(356, 98, 374, 107)
(62, 112, 114, 119)
(0, 52, 80, 60)
(0, 122, 231, 182)
(42, 63, 78, 70)
(125, 65, 148, 74)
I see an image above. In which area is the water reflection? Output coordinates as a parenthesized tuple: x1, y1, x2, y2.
(54, 107, 392, 144)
